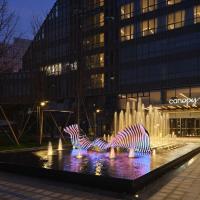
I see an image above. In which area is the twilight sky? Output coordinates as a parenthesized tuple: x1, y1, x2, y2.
(8, 0, 56, 40)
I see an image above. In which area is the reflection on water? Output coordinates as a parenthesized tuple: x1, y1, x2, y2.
(61, 149, 151, 180)
(0, 143, 199, 181)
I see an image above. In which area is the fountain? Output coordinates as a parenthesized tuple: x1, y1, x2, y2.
(109, 147, 116, 159)
(57, 138, 63, 151)
(114, 98, 172, 149)
(47, 141, 53, 156)
(76, 149, 83, 159)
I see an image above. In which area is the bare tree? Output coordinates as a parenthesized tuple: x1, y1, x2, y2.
(0, 0, 19, 73)
(30, 10, 49, 37)
(30, 15, 43, 37)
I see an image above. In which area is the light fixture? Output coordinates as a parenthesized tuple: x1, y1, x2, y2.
(96, 109, 101, 113)
(40, 101, 49, 107)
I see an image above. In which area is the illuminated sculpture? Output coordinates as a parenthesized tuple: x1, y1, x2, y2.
(64, 124, 151, 155)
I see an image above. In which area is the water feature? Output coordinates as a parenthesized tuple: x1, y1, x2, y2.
(57, 138, 63, 151)
(113, 98, 174, 148)
(47, 141, 53, 156)
(109, 147, 116, 159)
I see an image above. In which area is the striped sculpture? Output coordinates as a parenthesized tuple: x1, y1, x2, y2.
(64, 124, 151, 156)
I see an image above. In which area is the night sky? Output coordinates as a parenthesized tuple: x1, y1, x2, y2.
(8, 0, 56, 40)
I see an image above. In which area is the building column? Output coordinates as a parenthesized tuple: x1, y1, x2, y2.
(185, 7, 194, 26)
(135, 0, 141, 37)
(158, 0, 167, 32)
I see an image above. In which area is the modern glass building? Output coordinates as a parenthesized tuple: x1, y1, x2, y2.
(20, 0, 200, 136)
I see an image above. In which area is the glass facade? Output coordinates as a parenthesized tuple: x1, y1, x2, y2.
(170, 118, 200, 136)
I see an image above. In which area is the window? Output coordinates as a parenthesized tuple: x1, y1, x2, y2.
(167, 10, 185, 30)
(84, 33, 104, 48)
(150, 91, 161, 105)
(120, 25, 134, 41)
(167, 0, 181, 5)
(86, 53, 104, 69)
(88, 0, 104, 9)
(191, 87, 200, 98)
(42, 63, 62, 76)
(90, 74, 104, 89)
(141, 18, 157, 36)
(121, 3, 134, 20)
(194, 5, 200, 24)
(85, 12, 104, 28)
(141, 0, 157, 13)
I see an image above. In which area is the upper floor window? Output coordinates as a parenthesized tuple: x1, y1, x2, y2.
(167, 10, 185, 30)
(167, 0, 181, 6)
(120, 25, 134, 41)
(86, 53, 104, 69)
(84, 33, 104, 49)
(141, 0, 157, 13)
(90, 74, 104, 89)
(141, 18, 157, 36)
(121, 3, 134, 20)
(42, 63, 62, 76)
(87, 0, 104, 9)
(194, 5, 200, 24)
(85, 12, 104, 28)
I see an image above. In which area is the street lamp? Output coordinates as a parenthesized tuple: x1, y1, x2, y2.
(38, 100, 48, 144)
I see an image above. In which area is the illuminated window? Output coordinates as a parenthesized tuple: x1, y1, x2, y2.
(120, 25, 134, 41)
(121, 3, 134, 20)
(86, 53, 104, 69)
(141, 0, 157, 13)
(141, 18, 157, 36)
(150, 91, 161, 105)
(167, 10, 185, 30)
(42, 63, 62, 76)
(90, 74, 104, 89)
(94, 13, 104, 27)
(88, 0, 104, 9)
(98, 0, 104, 7)
(100, 33, 104, 45)
(194, 5, 200, 24)
(167, 0, 181, 5)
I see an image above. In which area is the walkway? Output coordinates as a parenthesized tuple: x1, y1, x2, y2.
(0, 172, 121, 200)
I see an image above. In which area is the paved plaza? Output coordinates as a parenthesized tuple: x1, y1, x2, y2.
(0, 153, 200, 200)
(148, 153, 200, 200)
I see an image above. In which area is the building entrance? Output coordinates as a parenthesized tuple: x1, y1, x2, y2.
(170, 118, 200, 136)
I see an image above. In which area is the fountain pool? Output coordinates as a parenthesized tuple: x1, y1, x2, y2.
(0, 143, 199, 193)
